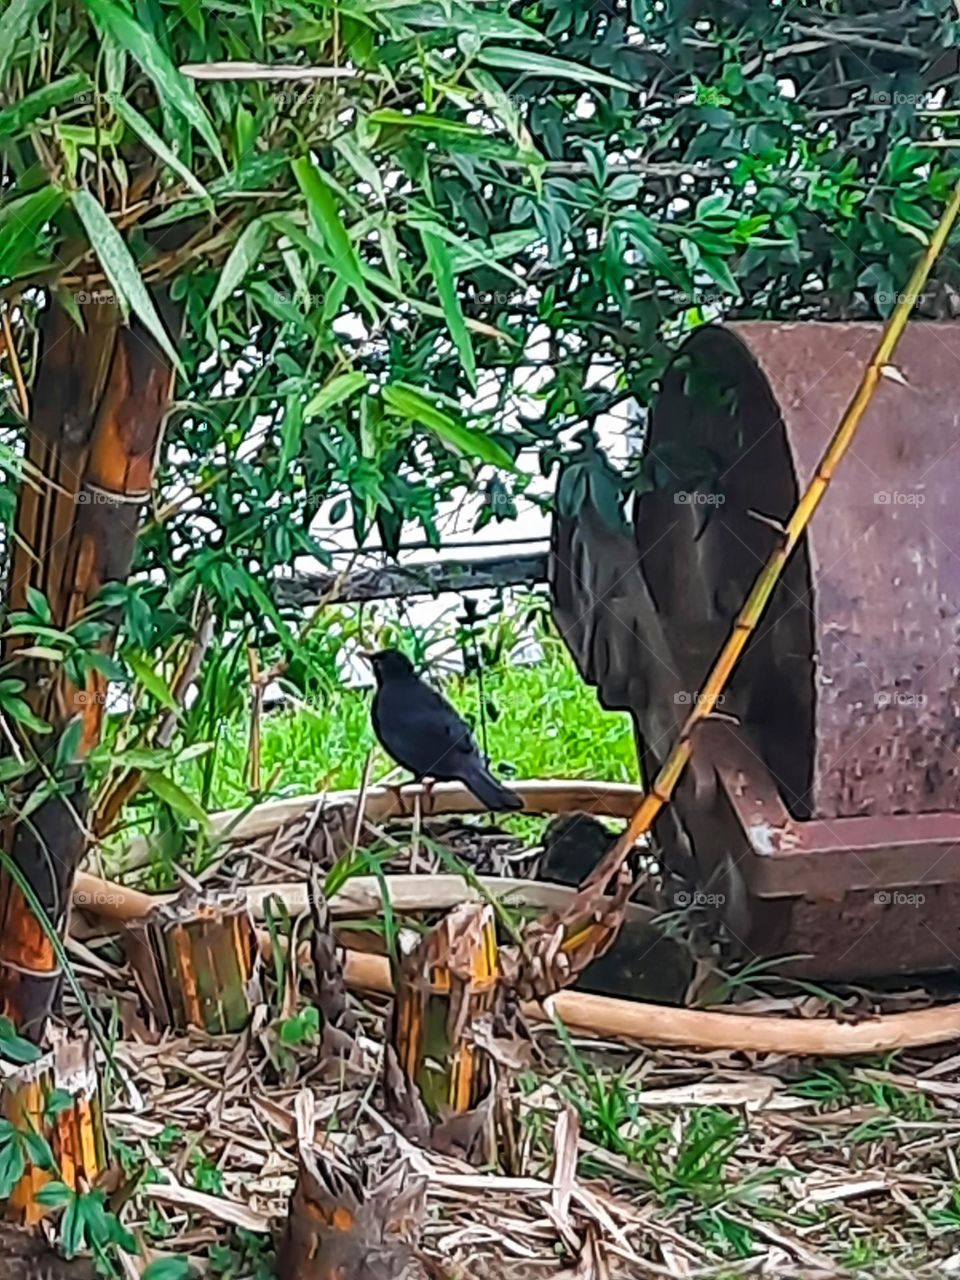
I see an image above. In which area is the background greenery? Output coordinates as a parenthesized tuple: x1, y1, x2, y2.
(2, 0, 960, 834)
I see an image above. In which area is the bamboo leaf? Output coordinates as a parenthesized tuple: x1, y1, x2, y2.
(292, 156, 377, 320)
(0, 74, 92, 140)
(280, 394, 302, 471)
(207, 216, 271, 311)
(115, 97, 212, 206)
(477, 47, 634, 92)
(420, 227, 476, 390)
(369, 108, 483, 136)
(81, 0, 225, 168)
(0, 0, 45, 85)
(382, 383, 515, 470)
(390, 3, 547, 40)
(697, 253, 741, 298)
(411, 218, 528, 287)
(25, 586, 52, 623)
(55, 719, 84, 770)
(143, 772, 210, 829)
(0, 186, 66, 278)
(303, 370, 368, 419)
(126, 650, 179, 712)
(70, 189, 183, 374)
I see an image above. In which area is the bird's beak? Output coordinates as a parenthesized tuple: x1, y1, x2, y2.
(358, 649, 376, 662)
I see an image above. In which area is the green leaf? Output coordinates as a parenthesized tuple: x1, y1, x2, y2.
(698, 253, 741, 297)
(0, 694, 51, 736)
(127, 650, 179, 712)
(292, 157, 377, 320)
(477, 48, 634, 92)
(25, 587, 52, 624)
(143, 773, 210, 829)
(60, 1194, 84, 1258)
(55, 718, 84, 770)
(115, 97, 212, 207)
(35, 1180, 73, 1208)
(304, 371, 368, 420)
(0, 1016, 40, 1064)
(420, 228, 476, 390)
(143, 1258, 197, 1280)
(86, 650, 125, 681)
(0, 74, 92, 141)
(22, 1129, 54, 1170)
(44, 1089, 75, 1121)
(207, 216, 271, 311)
(280, 393, 302, 472)
(70, 189, 183, 375)
(0, 186, 66, 278)
(0, 1138, 25, 1200)
(0, 0, 45, 85)
(382, 383, 515, 470)
(389, 4, 547, 41)
(81, 0, 225, 169)
(368, 109, 484, 136)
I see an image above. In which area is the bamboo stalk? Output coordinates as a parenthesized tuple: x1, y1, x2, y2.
(344, 950, 960, 1057)
(70, 870, 960, 1057)
(0, 295, 177, 1040)
(72, 871, 657, 927)
(587, 180, 960, 890)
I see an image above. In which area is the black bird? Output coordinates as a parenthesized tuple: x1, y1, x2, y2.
(363, 648, 523, 812)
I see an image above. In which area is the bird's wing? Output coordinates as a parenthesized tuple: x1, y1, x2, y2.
(408, 683, 478, 758)
(374, 676, 480, 778)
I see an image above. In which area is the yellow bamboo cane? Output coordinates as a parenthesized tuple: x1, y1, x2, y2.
(587, 178, 960, 888)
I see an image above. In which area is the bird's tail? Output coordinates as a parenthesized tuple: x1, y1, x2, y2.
(463, 764, 524, 812)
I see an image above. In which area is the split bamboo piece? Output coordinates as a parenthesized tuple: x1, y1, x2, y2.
(111, 778, 646, 873)
(589, 179, 960, 890)
(2, 1031, 105, 1225)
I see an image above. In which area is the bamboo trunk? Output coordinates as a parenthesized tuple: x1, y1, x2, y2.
(0, 296, 177, 1037)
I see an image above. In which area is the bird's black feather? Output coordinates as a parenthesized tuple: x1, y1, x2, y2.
(366, 649, 523, 812)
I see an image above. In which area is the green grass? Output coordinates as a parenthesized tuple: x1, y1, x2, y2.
(177, 636, 638, 812)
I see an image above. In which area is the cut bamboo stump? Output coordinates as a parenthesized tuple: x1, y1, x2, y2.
(2, 1031, 105, 1226)
(392, 903, 499, 1119)
(125, 890, 261, 1034)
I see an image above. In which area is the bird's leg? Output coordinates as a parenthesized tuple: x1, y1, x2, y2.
(420, 776, 436, 814)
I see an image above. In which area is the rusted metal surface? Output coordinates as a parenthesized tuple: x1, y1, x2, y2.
(551, 321, 960, 979)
